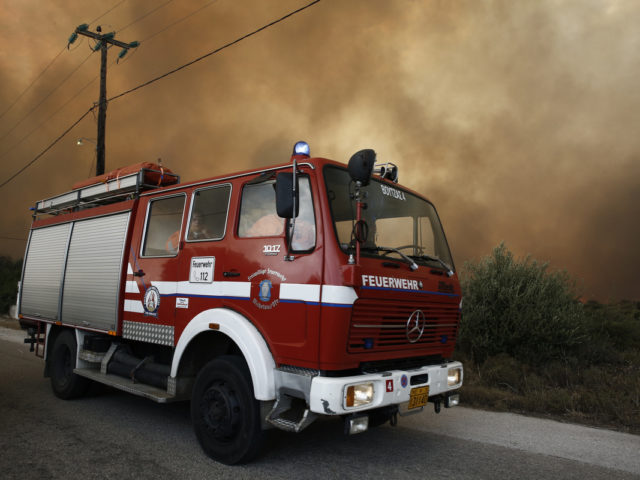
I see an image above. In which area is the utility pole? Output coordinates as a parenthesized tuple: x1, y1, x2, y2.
(68, 24, 139, 175)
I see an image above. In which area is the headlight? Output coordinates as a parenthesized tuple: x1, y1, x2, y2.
(447, 367, 462, 386)
(345, 383, 374, 408)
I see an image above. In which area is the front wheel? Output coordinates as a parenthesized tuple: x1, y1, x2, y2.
(191, 356, 265, 465)
(50, 330, 90, 399)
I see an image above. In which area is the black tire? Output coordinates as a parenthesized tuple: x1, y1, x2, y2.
(191, 355, 265, 465)
(50, 330, 90, 399)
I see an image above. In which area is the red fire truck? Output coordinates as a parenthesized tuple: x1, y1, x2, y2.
(19, 142, 463, 464)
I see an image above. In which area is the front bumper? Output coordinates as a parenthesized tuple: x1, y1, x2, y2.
(308, 361, 463, 416)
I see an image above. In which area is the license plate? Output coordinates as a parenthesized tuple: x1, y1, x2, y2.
(408, 385, 429, 409)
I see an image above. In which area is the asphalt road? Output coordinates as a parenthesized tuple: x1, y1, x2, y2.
(1, 327, 638, 479)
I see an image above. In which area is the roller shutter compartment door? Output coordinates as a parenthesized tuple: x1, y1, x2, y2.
(61, 212, 130, 331)
(20, 223, 72, 320)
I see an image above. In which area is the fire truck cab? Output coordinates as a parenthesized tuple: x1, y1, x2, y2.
(19, 143, 463, 464)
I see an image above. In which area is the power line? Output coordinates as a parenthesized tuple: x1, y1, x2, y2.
(0, 0, 321, 190)
(0, 48, 66, 122)
(118, 0, 175, 33)
(88, 0, 129, 26)
(0, 107, 94, 189)
(0, 1, 217, 157)
(0, 74, 98, 160)
(0, 1, 128, 124)
(140, 0, 218, 44)
(111, 1, 219, 63)
(109, 0, 321, 104)
(0, 53, 94, 144)
(0, 1, 168, 145)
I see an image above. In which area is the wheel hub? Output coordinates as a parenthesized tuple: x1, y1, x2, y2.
(200, 381, 241, 441)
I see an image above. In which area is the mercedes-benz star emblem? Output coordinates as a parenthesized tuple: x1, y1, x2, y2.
(406, 309, 426, 343)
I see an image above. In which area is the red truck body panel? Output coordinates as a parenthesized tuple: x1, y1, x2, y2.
(22, 157, 460, 372)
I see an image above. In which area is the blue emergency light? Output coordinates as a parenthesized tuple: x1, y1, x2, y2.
(292, 141, 310, 157)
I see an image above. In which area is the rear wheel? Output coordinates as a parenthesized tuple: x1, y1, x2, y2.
(50, 330, 90, 399)
(191, 355, 265, 465)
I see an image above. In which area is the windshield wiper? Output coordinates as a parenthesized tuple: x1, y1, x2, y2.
(370, 244, 454, 277)
(375, 246, 418, 271)
(412, 254, 454, 277)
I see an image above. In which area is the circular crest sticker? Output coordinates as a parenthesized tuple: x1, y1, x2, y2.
(143, 286, 161, 316)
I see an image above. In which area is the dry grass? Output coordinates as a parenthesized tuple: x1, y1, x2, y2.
(457, 351, 640, 434)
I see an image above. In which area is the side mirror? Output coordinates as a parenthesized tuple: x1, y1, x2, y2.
(348, 149, 376, 186)
(275, 172, 299, 218)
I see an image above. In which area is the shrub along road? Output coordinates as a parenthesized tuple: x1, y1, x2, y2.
(0, 330, 638, 479)
(458, 245, 640, 433)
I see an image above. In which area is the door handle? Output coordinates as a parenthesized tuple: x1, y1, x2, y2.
(223, 271, 240, 278)
(133, 269, 145, 277)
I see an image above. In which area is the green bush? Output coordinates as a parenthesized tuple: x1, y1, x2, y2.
(582, 300, 640, 357)
(458, 243, 585, 365)
(455, 245, 640, 431)
(0, 257, 22, 315)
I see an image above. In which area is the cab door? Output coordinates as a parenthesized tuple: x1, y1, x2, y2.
(174, 183, 234, 336)
(235, 173, 321, 366)
(123, 192, 188, 347)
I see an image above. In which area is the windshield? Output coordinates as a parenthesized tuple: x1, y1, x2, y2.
(324, 166, 454, 270)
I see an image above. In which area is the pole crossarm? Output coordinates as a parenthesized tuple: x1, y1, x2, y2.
(74, 28, 136, 50)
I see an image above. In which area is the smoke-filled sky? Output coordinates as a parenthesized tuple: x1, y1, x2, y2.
(1, 0, 638, 300)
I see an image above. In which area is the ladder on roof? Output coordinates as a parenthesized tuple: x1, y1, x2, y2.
(33, 167, 179, 216)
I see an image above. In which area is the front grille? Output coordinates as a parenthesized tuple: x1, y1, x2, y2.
(348, 299, 460, 353)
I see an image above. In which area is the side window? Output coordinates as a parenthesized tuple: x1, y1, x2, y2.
(187, 185, 231, 241)
(142, 195, 186, 256)
(237, 176, 316, 251)
(238, 180, 283, 237)
(289, 177, 316, 251)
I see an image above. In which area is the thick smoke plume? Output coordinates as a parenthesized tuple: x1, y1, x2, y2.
(1, 0, 638, 300)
